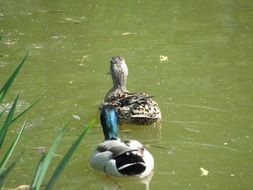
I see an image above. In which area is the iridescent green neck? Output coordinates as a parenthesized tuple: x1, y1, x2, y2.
(100, 105, 119, 140)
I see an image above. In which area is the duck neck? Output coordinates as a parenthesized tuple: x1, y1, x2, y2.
(101, 105, 120, 140)
(112, 75, 128, 92)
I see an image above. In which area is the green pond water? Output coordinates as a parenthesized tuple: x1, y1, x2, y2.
(1, 0, 253, 189)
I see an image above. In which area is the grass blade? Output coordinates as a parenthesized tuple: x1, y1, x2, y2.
(0, 52, 29, 103)
(9, 97, 41, 125)
(0, 97, 39, 150)
(0, 95, 19, 149)
(0, 97, 40, 150)
(0, 151, 24, 188)
(30, 154, 46, 189)
(45, 120, 95, 190)
(0, 118, 27, 169)
(0, 91, 3, 104)
(0, 162, 16, 188)
(0, 107, 6, 120)
(31, 122, 69, 190)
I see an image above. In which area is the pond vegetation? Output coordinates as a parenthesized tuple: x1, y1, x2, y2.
(0, 50, 94, 189)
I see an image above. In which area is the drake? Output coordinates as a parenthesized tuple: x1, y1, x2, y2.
(90, 105, 154, 178)
(103, 56, 161, 125)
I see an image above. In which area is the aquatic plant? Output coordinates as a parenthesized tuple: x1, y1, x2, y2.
(0, 53, 36, 186)
(0, 52, 94, 189)
(31, 120, 94, 190)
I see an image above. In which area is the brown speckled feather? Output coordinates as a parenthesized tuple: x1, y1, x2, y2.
(103, 56, 162, 125)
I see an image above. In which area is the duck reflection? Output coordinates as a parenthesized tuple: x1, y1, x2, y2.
(100, 172, 154, 190)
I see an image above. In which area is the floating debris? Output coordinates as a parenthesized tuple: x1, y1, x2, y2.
(48, 10, 65, 14)
(13, 184, 30, 190)
(81, 55, 89, 62)
(4, 40, 16, 45)
(159, 55, 168, 62)
(200, 167, 209, 176)
(0, 60, 8, 68)
(65, 17, 81, 24)
(121, 32, 137, 36)
(29, 146, 48, 154)
(73, 114, 81, 120)
(184, 127, 200, 133)
(32, 44, 42, 49)
(0, 100, 31, 113)
(65, 17, 73, 21)
(72, 20, 81, 24)
(50, 34, 60, 39)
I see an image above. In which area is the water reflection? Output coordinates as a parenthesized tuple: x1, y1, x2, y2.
(98, 172, 154, 190)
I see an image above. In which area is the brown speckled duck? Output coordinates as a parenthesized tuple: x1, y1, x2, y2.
(103, 56, 161, 125)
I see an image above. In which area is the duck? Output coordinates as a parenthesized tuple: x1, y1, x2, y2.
(90, 105, 154, 178)
(103, 56, 161, 125)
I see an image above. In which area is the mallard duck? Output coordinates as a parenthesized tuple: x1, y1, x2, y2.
(90, 105, 154, 178)
(103, 56, 161, 125)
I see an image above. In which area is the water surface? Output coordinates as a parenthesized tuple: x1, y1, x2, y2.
(0, 0, 253, 189)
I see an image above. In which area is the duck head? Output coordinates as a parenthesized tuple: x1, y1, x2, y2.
(100, 105, 119, 140)
(110, 56, 128, 91)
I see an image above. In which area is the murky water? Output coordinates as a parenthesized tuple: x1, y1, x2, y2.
(1, 0, 253, 189)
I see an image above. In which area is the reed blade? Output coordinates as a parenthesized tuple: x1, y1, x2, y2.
(10, 97, 41, 125)
(0, 118, 27, 170)
(0, 95, 19, 149)
(0, 162, 16, 188)
(45, 120, 95, 190)
(30, 154, 46, 189)
(0, 52, 29, 103)
(0, 107, 6, 120)
(0, 97, 40, 149)
(0, 151, 24, 188)
(30, 122, 69, 190)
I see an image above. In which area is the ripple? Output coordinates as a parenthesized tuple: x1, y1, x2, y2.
(0, 100, 31, 113)
(164, 102, 230, 113)
(0, 60, 8, 68)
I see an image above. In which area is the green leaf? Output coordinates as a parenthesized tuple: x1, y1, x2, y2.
(31, 122, 69, 190)
(0, 95, 19, 149)
(0, 91, 3, 102)
(0, 162, 16, 188)
(30, 154, 46, 189)
(0, 52, 29, 103)
(0, 97, 40, 150)
(9, 97, 41, 125)
(45, 120, 95, 190)
(0, 118, 27, 170)
(0, 107, 6, 120)
(0, 151, 24, 188)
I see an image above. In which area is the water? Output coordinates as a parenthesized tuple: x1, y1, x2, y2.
(1, 0, 253, 189)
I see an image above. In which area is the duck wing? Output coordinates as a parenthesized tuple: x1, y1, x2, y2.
(117, 93, 161, 124)
(96, 140, 146, 176)
(117, 93, 153, 107)
(97, 140, 140, 158)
